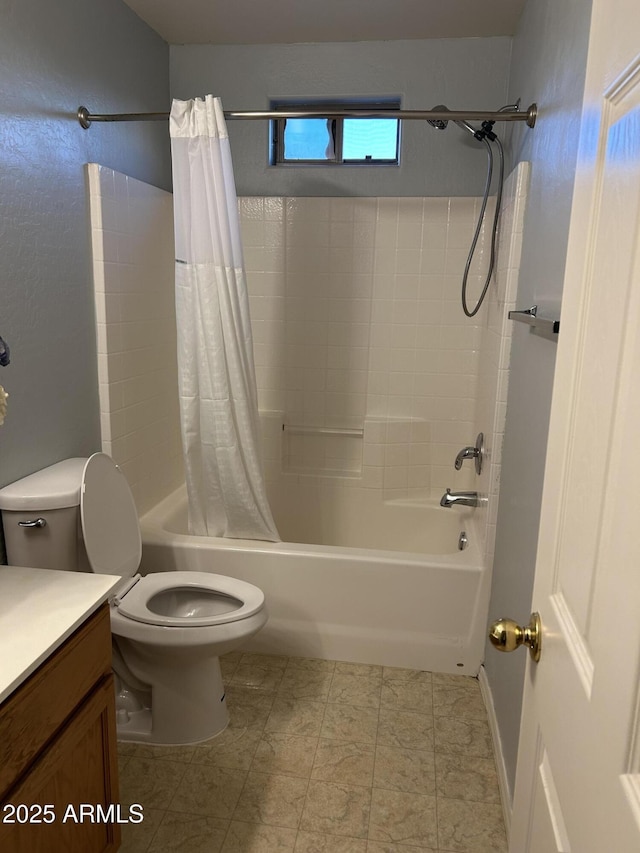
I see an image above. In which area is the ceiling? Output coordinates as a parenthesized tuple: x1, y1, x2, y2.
(121, 0, 527, 45)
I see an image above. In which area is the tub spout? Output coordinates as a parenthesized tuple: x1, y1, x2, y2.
(440, 488, 481, 508)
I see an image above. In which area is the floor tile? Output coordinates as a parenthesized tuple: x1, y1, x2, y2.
(329, 673, 382, 707)
(311, 739, 375, 786)
(191, 726, 262, 770)
(381, 667, 432, 683)
(169, 764, 247, 819)
(368, 788, 438, 849)
(300, 780, 372, 838)
(286, 656, 336, 674)
(119, 757, 188, 810)
(265, 697, 326, 736)
(240, 652, 289, 670)
(233, 771, 308, 828)
(320, 703, 379, 744)
(433, 715, 493, 758)
(251, 732, 319, 777)
(278, 668, 334, 701)
(377, 708, 434, 752)
(295, 829, 368, 851)
(147, 811, 229, 852)
(231, 662, 285, 690)
(437, 797, 507, 852)
(226, 685, 276, 731)
(373, 745, 436, 795)
(432, 684, 487, 721)
(435, 753, 500, 804)
(366, 841, 437, 853)
(118, 806, 164, 853)
(335, 661, 383, 678)
(380, 678, 432, 713)
(222, 820, 298, 851)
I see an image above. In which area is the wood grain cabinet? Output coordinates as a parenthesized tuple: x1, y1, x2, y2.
(0, 603, 120, 852)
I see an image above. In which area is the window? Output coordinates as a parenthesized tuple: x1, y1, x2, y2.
(270, 100, 400, 165)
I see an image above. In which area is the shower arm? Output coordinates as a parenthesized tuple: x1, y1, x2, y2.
(77, 103, 538, 129)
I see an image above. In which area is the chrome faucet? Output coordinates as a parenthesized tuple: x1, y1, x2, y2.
(454, 432, 484, 474)
(440, 488, 481, 508)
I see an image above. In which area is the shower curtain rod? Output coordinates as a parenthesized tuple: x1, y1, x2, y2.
(77, 103, 538, 129)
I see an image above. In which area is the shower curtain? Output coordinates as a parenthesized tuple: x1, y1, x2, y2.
(169, 96, 279, 541)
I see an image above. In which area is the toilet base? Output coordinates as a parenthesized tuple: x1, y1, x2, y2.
(113, 649, 230, 745)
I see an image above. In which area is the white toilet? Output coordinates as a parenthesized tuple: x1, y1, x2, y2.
(0, 454, 268, 745)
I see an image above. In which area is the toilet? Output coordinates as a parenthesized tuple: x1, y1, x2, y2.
(0, 454, 268, 745)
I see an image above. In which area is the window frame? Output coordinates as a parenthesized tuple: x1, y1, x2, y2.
(270, 100, 401, 167)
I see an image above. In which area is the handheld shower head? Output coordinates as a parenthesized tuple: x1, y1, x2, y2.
(427, 104, 481, 139)
(426, 104, 449, 130)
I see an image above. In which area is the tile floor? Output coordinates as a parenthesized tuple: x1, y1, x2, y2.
(117, 652, 507, 852)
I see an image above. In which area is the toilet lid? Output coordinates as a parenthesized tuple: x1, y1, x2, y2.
(81, 453, 141, 577)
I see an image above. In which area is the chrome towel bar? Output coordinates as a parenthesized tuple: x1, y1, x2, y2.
(508, 305, 560, 336)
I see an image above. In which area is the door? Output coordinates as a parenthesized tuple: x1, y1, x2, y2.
(509, 1, 640, 850)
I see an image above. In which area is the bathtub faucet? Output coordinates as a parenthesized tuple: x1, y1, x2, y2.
(440, 488, 481, 508)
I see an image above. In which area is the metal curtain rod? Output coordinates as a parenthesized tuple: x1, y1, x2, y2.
(77, 103, 538, 129)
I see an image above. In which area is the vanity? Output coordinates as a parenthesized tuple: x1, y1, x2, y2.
(0, 566, 121, 852)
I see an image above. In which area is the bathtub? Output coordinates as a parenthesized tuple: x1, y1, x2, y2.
(139, 485, 490, 675)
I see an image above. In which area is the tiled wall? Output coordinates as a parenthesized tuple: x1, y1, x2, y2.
(240, 193, 494, 499)
(87, 164, 183, 514)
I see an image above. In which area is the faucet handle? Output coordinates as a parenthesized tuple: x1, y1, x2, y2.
(454, 432, 484, 475)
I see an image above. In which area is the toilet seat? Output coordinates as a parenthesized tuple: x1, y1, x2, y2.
(115, 571, 265, 628)
(81, 454, 265, 629)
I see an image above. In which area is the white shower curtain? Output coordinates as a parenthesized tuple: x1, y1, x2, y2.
(169, 96, 279, 541)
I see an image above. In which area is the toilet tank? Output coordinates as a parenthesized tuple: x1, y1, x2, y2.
(0, 458, 88, 572)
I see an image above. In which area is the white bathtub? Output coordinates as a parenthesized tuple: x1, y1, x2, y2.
(139, 485, 490, 675)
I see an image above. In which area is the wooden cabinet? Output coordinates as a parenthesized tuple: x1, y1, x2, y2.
(0, 604, 120, 852)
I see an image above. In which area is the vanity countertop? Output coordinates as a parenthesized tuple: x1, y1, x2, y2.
(0, 565, 120, 704)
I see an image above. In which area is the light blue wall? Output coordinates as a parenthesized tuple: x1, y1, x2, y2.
(484, 0, 593, 801)
(0, 0, 171, 489)
(170, 39, 512, 197)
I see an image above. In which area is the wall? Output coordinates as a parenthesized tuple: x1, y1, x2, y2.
(483, 0, 594, 803)
(170, 39, 512, 197)
(0, 0, 170, 491)
(87, 165, 183, 514)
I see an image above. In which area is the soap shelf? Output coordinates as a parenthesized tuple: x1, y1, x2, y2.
(508, 305, 560, 336)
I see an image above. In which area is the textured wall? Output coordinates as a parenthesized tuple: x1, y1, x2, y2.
(0, 0, 170, 489)
(170, 39, 512, 197)
(483, 0, 594, 803)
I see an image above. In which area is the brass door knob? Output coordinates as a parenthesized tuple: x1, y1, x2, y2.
(488, 612, 542, 662)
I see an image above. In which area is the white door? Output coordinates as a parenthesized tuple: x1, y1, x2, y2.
(508, 0, 640, 850)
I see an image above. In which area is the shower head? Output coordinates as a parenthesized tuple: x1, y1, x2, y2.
(427, 105, 482, 140)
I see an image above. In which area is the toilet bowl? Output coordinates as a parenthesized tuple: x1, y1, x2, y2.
(0, 454, 268, 744)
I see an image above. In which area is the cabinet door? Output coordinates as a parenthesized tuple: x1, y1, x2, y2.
(0, 676, 121, 853)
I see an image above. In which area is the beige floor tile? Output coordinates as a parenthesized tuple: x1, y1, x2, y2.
(226, 685, 276, 731)
(220, 652, 242, 680)
(240, 652, 289, 670)
(222, 820, 298, 851)
(329, 674, 382, 707)
(432, 673, 479, 689)
(118, 806, 164, 853)
(435, 754, 500, 804)
(433, 716, 493, 758)
(381, 667, 432, 683)
(118, 741, 138, 757)
(252, 732, 319, 777)
(432, 685, 487, 721)
(311, 739, 375, 786)
(334, 661, 383, 678)
(286, 656, 336, 674)
(295, 829, 368, 851)
(233, 771, 309, 828)
(134, 743, 197, 762)
(231, 662, 286, 690)
(147, 811, 229, 852)
(366, 841, 436, 853)
(377, 708, 434, 752)
(300, 780, 372, 838)
(169, 764, 247, 819)
(265, 697, 326, 736)
(437, 797, 507, 852)
(369, 788, 438, 848)
(320, 703, 379, 744)
(278, 668, 334, 701)
(191, 726, 262, 770)
(120, 757, 189, 810)
(380, 678, 433, 713)
(373, 745, 436, 795)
